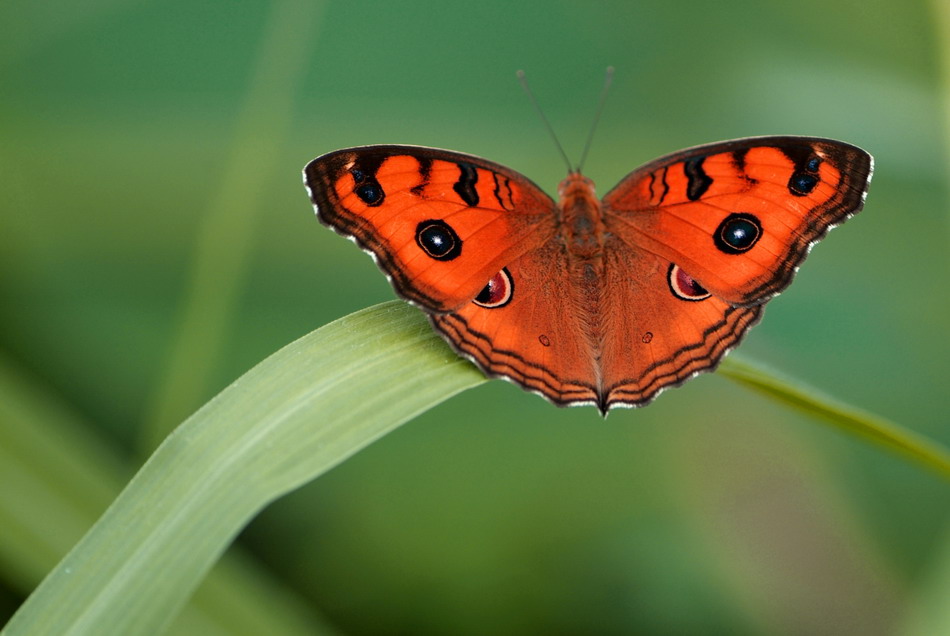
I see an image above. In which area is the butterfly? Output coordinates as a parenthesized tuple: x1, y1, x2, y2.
(303, 137, 872, 413)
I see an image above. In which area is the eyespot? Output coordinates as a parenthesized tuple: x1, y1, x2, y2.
(668, 264, 710, 301)
(415, 220, 461, 261)
(714, 213, 761, 254)
(474, 268, 513, 308)
(788, 172, 818, 196)
(788, 155, 822, 196)
(350, 167, 385, 206)
(355, 182, 384, 205)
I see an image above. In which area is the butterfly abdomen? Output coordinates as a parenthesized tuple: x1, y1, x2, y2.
(554, 174, 620, 403)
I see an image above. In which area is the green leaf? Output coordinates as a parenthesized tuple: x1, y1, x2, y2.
(7, 300, 946, 634)
(0, 354, 336, 635)
(718, 356, 950, 479)
(4, 301, 484, 635)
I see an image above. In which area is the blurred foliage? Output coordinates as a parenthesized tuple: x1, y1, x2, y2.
(1, 0, 948, 634)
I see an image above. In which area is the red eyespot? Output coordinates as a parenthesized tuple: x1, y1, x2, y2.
(668, 264, 711, 301)
(474, 268, 513, 308)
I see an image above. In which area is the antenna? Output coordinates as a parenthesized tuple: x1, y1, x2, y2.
(577, 66, 614, 173)
(517, 68, 615, 174)
(517, 70, 574, 173)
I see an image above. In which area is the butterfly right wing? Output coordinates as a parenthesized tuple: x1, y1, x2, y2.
(602, 136, 872, 306)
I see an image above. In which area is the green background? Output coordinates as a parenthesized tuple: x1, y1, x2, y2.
(2, 0, 948, 633)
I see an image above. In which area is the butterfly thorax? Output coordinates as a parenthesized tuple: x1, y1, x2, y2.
(557, 173, 606, 263)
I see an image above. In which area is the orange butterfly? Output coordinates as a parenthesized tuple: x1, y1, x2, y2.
(304, 137, 872, 413)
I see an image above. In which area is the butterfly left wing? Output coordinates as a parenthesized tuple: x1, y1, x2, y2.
(304, 145, 557, 312)
(602, 136, 873, 306)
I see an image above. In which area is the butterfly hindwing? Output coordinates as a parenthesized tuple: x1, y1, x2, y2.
(432, 231, 763, 411)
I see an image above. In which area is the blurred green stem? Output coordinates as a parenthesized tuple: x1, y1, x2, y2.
(141, 0, 325, 451)
(719, 356, 950, 480)
(934, 0, 950, 242)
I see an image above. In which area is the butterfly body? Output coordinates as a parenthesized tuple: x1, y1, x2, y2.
(557, 173, 605, 259)
(304, 138, 872, 413)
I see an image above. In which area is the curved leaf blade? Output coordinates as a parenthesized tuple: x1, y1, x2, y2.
(5, 301, 484, 635)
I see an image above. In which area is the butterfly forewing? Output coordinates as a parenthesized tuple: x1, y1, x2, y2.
(304, 145, 557, 312)
(602, 136, 873, 306)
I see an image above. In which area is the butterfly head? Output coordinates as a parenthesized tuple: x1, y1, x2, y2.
(557, 172, 597, 202)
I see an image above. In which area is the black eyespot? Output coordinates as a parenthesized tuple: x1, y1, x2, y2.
(668, 264, 710, 301)
(474, 268, 513, 308)
(350, 167, 385, 206)
(788, 155, 821, 196)
(714, 213, 761, 254)
(416, 220, 461, 261)
(355, 182, 384, 205)
(788, 172, 818, 196)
